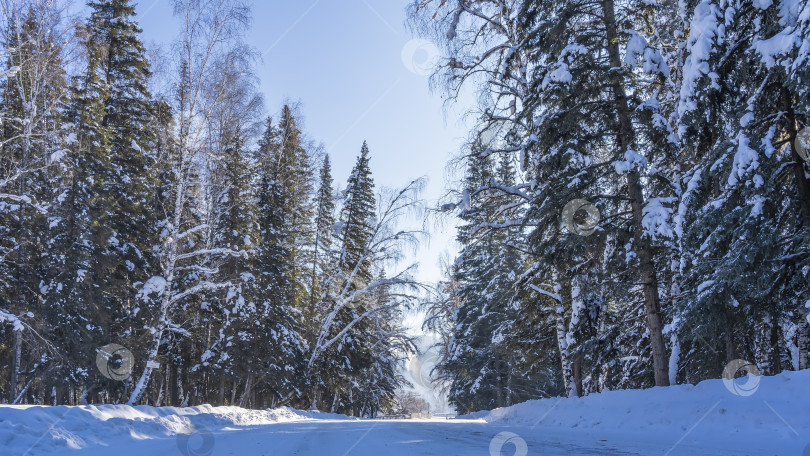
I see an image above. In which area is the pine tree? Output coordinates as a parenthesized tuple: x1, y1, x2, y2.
(309, 154, 336, 330)
(676, 0, 810, 380)
(43, 24, 113, 402)
(515, 0, 674, 387)
(86, 0, 157, 353)
(338, 141, 376, 285)
(315, 141, 379, 414)
(304, 155, 336, 406)
(254, 108, 312, 403)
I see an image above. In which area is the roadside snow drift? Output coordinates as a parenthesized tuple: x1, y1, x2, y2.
(466, 369, 810, 455)
(0, 404, 353, 455)
(0, 370, 807, 455)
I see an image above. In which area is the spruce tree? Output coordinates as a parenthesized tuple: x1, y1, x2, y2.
(338, 141, 376, 285)
(43, 27, 113, 402)
(309, 154, 336, 329)
(202, 130, 259, 405)
(86, 0, 157, 351)
(317, 141, 378, 414)
(676, 0, 810, 379)
(516, 0, 674, 386)
(254, 108, 311, 403)
(442, 150, 529, 412)
(305, 155, 336, 405)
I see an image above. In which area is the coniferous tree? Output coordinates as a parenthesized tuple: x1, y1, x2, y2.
(442, 150, 496, 413)
(309, 154, 336, 332)
(0, 4, 68, 403)
(43, 22, 113, 403)
(313, 142, 378, 413)
(305, 154, 336, 406)
(338, 141, 376, 286)
(86, 0, 158, 353)
(254, 107, 311, 404)
(310, 141, 417, 416)
(201, 131, 259, 405)
(676, 0, 810, 380)
(442, 150, 529, 412)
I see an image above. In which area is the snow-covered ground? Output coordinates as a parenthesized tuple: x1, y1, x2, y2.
(1, 370, 807, 455)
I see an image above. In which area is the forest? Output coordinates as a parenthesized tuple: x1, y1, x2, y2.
(411, 0, 810, 414)
(0, 0, 423, 417)
(1, 0, 809, 421)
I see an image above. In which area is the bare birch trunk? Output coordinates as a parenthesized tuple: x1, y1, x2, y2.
(238, 374, 252, 408)
(555, 307, 575, 397)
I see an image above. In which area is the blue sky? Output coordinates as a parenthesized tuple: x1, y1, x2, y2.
(133, 0, 469, 287)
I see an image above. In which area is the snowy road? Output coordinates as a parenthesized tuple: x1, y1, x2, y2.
(197, 419, 638, 455)
(54, 417, 719, 456)
(7, 371, 809, 456)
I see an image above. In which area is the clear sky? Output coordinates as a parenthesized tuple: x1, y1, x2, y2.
(133, 0, 468, 291)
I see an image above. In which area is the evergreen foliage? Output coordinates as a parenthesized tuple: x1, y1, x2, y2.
(410, 0, 810, 412)
(0, 1, 414, 414)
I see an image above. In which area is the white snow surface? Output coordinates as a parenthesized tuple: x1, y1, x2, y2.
(1, 369, 808, 455)
(466, 369, 809, 455)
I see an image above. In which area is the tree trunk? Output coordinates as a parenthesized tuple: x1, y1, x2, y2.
(770, 318, 782, 374)
(668, 333, 680, 385)
(798, 317, 808, 370)
(128, 311, 166, 405)
(177, 366, 186, 407)
(230, 378, 238, 405)
(555, 307, 575, 397)
(218, 377, 225, 406)
(724, 311, 737, 363)
(12, 376, 34, 405)
(598, 237, 614, 392)
(783, 91, 810, 228)
(9, 329, 21, 403)
(602, 0, 669, 386)
(156, 371, 165, 407)
(168, 363, 177, 406)
(572, 353, 584, 397)
(757, 316, 773, 375)
(239, 374, 252, 408)
(494, 361, 504, 408)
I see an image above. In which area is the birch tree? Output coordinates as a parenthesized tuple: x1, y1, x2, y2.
(127, 0, 252, 405)
(0, 0, 68, 403)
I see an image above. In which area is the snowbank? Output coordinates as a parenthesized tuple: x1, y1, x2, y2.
(0, 403, 353, 455)
(465, 369, 810, 454)
(1, 371, 807, 455)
